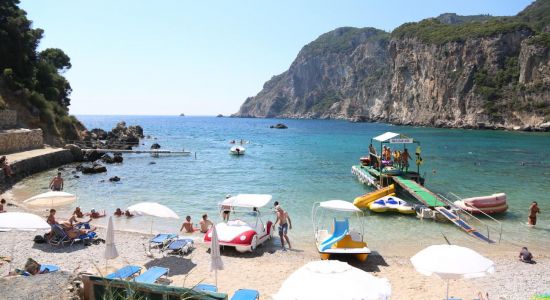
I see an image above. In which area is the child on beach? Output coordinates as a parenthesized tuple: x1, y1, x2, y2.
(180, 215, 198, 233)
(199, 214, 213, 233)
(519, 247, 535, 263)
(46, 209, 58, 225)
(0, 199, 6, 213)
(528, 201, 540, 226)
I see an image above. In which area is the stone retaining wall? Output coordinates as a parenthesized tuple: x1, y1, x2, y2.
(0, 109, 17, 128)
(0, 128, 43, 154)
(0, 149, 74, 192)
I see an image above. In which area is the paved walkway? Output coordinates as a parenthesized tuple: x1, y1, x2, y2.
(5, 147, 66, 163)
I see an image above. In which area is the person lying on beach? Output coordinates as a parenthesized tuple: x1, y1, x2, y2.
(199, 214, 213, 233)
(0, 198, 6, 213)
(86, 209, 106, 219)
(73, 207, 84, 218)
(0, 156, 14, 178)
(519, 247, 535, 263)
(180, 215, 198, 233)
(66, 215, 93, 229)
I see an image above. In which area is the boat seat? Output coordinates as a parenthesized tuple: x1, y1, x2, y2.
(349, 230, 362, 242)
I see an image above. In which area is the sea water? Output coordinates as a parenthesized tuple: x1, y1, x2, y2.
(13, 116, 550, 250)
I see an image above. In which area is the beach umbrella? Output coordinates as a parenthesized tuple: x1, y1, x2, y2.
(273, 260, 391, 300)
(23, 191, 76, 208)
(210, 225, 224, 286)
(104, 216, 119, 270)
(0, 212, 51, 272)
(410, 244, 495, 299)
(127, 202, 179, 233)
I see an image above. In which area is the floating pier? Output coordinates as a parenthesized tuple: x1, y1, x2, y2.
(82, 149, 192, 155)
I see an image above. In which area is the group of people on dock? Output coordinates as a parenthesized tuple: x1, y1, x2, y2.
(367, 144, 411, 171)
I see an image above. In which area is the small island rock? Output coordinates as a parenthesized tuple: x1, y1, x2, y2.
(270, 123, 288, 129)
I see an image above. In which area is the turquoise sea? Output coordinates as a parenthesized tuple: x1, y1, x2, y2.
(14, 116, 550, 250)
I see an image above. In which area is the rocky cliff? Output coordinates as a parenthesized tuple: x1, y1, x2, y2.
(235, 0, 550, 131)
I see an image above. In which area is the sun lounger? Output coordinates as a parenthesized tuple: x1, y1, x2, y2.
(231, 289, 259, 300)
(149, 233, 177, 250)
(105, 265, 142, 280)
(161, 238, 194, 256)
(194, 283, 218, 293)
(134, 266, 169, 284)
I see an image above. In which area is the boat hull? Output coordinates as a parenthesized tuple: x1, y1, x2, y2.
(454, 201, 508, 214)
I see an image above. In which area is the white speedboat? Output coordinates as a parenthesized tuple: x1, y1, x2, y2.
(312, 200, 371, 261)
(204, 194, 273, 252)
(230, 145, 245, 155)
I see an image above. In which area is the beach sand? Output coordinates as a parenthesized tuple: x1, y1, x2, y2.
(1, 191, 548, 299)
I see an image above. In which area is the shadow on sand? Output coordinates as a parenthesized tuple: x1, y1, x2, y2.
(325, 251, 389, 272)
(144, 256, 197, 276)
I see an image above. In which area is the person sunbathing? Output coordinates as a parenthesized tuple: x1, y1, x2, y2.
(114, 208, 123, 216)
(46, 209, 58, 225)
(180, 215, 198, 233)
(124, 210, 134, 217)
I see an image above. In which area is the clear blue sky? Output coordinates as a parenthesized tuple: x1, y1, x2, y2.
(21, 0, 533, 116)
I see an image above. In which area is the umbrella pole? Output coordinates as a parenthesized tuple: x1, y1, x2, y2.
(215, 269, 218, 287)
(446, 279, 449, 299)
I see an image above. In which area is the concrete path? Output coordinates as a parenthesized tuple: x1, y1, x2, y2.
(5, 147, 66, 163)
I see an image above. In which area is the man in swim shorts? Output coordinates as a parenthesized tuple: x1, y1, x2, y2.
(528, 201, 540, 226)
(49, 172, 64, 191)
(221, 194, 231, 222)
(273, 204, 292, 250)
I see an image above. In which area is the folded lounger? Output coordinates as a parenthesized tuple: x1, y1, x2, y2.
(162, 238, 194, 256)
(149, 233, 177, 250)
(105, 265, 142, 280)
(194, 283, 218, 293)
(134, 266, 169, 284)
(231, 289, 260, 300)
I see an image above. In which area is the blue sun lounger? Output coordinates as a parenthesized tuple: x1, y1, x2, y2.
(149, 233, 177, 250)
(134, 266, 169, 284)
(231, 289, 259, 300)
(194, 283, 218, 293)
(319, 218, 349, 251)
(162, 238, 194, 256)
(105, 265, 142, 280)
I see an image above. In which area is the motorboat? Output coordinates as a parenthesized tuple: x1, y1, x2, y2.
(204, 194, 273, 252)
(454, 193, 508, 214)
(230, 145, 245, 155)
(312, 200, 371, 262)
(368, 195, 415, 214)
(353, 184, 395, 209)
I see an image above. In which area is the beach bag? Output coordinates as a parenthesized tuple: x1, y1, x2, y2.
(33, 235, 46, 244)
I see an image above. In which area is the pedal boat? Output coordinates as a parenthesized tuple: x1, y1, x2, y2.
(312, 200, 371, 262)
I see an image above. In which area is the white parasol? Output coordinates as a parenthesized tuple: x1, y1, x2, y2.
(210, 224, 224, 286)
(273, 260, 391, 300)
(411, 244, 495, 299)
(127, 202, 179, 233)
(23, 191, 76, 208)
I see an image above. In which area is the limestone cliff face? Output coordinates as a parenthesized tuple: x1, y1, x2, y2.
(235, 4, 550, 131)
(235, 27, 390, 120)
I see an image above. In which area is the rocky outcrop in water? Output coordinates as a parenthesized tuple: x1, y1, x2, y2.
(81, 121, 144, 149)
(234, 1, 550, 131)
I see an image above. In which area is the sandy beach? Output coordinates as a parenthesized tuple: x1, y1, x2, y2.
(1, 207, 549, 300)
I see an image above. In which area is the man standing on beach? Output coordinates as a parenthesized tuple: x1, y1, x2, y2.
(528, 201, 540, 226)
(273, 202, 292, 250)
(49, 172, 64, 191)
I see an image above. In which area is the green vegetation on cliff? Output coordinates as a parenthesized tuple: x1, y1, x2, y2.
(0, 0, 83, 143)
(301, 27, 389, 56)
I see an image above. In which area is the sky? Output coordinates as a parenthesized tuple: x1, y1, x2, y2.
(20, 0, 533, 116)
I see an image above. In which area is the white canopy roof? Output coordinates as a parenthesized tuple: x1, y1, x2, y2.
(373, 132, 400, 142)
(221, 194, 272, 208)
(319, 200, 361, 212)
